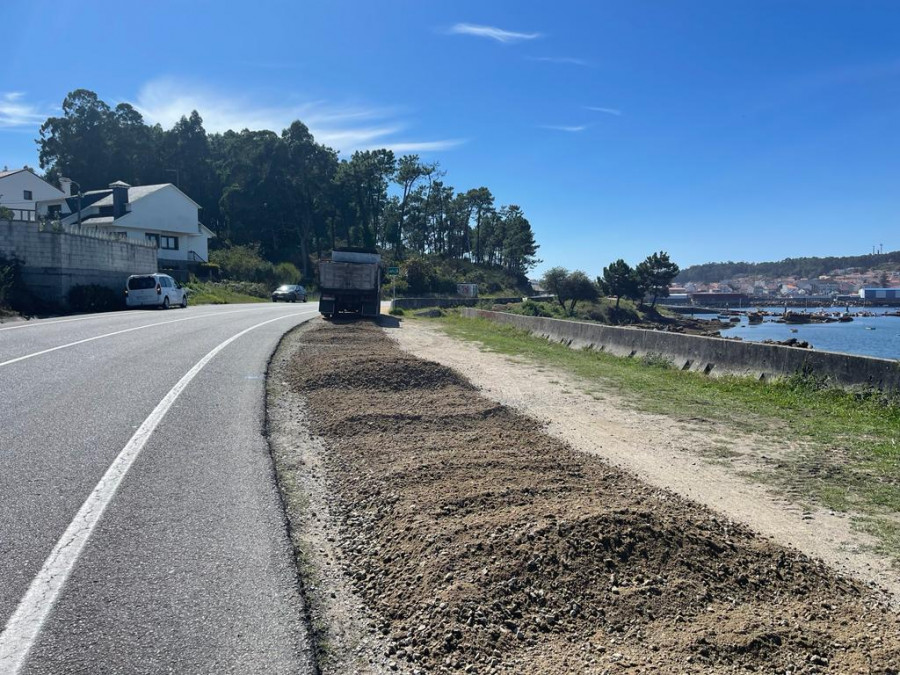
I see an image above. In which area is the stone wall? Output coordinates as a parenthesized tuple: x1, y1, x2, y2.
(461, 309, 900, 391)
(0, 220, 158, 305)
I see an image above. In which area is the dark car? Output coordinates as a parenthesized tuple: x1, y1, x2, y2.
(272, 284, 306, 302)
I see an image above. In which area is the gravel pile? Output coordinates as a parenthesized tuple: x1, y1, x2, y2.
(285, 320, 899, 674)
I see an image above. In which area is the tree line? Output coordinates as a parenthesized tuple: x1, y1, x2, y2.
(542, 251, 680, 316)
(677, 251, 900, 284)
(37, 89, 540, 280)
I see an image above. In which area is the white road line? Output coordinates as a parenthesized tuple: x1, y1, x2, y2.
(0, 311, 145, 332)
(0, 302, 294, 333)
(0, 307, 313, 369)
(0, 311, 308, 674)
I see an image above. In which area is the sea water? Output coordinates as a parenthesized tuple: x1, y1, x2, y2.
(712, 307, 900, 360)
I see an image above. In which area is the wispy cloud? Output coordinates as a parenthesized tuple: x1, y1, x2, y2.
(540, 124, 588, 133)
(585, 106, 622, 116)
(527, 56, 588, 67)
(363, 139, 468, 153)
(0, 92, 51, 129)
(447, 23, 540, 44)
(132, 77, 464, 155)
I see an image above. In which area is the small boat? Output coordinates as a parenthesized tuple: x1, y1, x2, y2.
(748, 312, 764, 324)
(865, 326, 876, 331)
(790, 328, 799, 333)
(838, 313, 853, 322)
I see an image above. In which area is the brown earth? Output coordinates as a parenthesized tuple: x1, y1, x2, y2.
(275, 319, 900, 674)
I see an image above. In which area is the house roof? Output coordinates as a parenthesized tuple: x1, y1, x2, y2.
(0, 169, 65, 196)
(79, 215, 117, 225)
(87, 184, 169, 207)
(78, 183, 202, 209)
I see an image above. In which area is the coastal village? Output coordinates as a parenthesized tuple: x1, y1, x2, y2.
(676, 269, 900, 299)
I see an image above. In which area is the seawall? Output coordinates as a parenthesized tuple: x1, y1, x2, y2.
(461, 309, 900, 391)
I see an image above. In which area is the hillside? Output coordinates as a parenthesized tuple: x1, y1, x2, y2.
(678, 250, 900, 283)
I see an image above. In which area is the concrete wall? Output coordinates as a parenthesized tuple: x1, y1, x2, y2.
(462, 309, 900, 391)
(0, 220, 157, 305)
(391, 296, 523, 310)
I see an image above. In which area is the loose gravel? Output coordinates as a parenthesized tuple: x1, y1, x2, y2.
(275, 319, 900, 674)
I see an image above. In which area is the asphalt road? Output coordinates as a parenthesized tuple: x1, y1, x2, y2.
(0, 302, 320, 674)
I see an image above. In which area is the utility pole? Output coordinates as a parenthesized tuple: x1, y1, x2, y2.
(69, 180, 83, 228)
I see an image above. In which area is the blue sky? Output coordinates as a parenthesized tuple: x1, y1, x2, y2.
(2, 0, 899, 275)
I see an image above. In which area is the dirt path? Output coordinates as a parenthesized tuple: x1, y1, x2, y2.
(388, 318, 900, 602)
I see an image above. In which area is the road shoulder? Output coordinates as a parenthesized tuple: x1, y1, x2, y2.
(268, 320, 394, 674)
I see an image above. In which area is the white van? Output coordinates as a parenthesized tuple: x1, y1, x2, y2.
(125, 274, 188, 309)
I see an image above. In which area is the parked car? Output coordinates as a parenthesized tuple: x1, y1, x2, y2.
(271, 284, 307, 302)
(125, 273, 188, 309)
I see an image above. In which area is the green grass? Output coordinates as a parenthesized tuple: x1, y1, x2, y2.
(428, 313, 900, 559)
(184, 280, 268, 305)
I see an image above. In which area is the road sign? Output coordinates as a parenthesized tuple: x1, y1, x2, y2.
(388, 266, 400, 276)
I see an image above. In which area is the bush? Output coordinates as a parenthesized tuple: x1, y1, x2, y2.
(517, 299, 554, 317)
(220, 280, 269, 298)
(382, 277, 409, 299)
(211, 244, 279, 285)
(404, 257, 438, 294)
(196, 262, 220, 280)
(0, 253, 25, 309)
(0, 253, 46, 315)
(67, 284, 122, 313)
(183, 280, 270, 304)
(507, 300, 563, 318)
(274, 261, 302, 284)
(389, 307, 405, 316)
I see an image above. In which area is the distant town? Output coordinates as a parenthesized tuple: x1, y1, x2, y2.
(679, 268, 896, 296)
(667, 256, 900, 306)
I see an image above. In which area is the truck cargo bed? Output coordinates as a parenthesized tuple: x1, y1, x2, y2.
(319, 261, 379, 291)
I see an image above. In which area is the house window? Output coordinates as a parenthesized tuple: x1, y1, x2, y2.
(23, 190, 33, 200)
(145, 233, 160, 247)
(160, 236, 179, 250)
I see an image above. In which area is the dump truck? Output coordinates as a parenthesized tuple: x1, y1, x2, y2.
(318, 248, 381, 318)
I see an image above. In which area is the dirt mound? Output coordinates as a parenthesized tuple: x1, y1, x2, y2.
(285, 321, 900, 674)
(293, 348, 473, 393)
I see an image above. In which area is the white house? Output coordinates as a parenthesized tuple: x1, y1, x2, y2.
(47, 181, 214, 263)
(0, 168, 69, 221)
